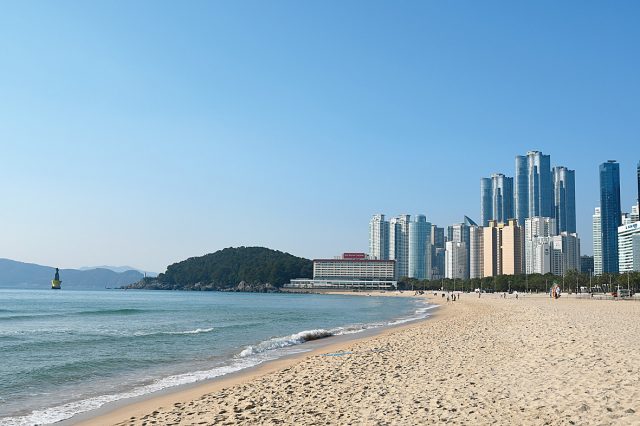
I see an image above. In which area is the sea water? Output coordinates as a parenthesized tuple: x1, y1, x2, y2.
(0, 289, 433, 425)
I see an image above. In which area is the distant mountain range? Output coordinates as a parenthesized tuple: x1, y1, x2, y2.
(0, 258, 144, 290)
(78, 265, 158, 276)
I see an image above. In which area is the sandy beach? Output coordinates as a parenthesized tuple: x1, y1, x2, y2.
(76, 293, 640, 425)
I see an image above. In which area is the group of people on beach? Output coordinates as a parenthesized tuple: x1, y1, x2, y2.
(550, 284, 562, 299)
(436, 292, 460, 302)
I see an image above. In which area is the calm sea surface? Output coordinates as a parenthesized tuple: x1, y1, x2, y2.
(0, 289, 432, 425)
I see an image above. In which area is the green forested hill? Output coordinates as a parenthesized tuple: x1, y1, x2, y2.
(126, 247, 312, 291)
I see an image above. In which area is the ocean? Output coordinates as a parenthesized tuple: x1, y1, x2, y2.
(0, 289, 433, 425)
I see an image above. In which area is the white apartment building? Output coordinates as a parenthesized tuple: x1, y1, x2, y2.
(593, 208, 602, 275)
(369, 214, 390, 260)
(525, 217, 556, 274)
(619, 221, 640, 272)
(528, 236, 553, 274)
(469, 226, 484, 279)
(445, 241, 467, 280)
(525, 217, 579, 275)
(551, 232, 581, 275)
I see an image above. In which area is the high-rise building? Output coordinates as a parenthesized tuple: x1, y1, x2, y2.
(408, 215, 432, 280)
(430, 225, 445, 279)
(369, 214, 389, 260)
(514, 151, 553, 226)
(618, 222, 640, 273)
(551, 233, 581, 275)
(515, 155, 529, 227)
(524, 217, 556, 274)
(593, 207, 602, 275)
(637, 160, 640, 208)
(553, 166, 576, 234)
(481, 178, 492, 226)
(432, 248, 446, 281)
(390, 215, 410, 279)
(480, 174, 514, 226)
(445, 241, 467, 280)
(446, 216, 476, 280)
(469, 225, 484, 279)
(580, 255, 594, 275)
(599, 161, 622, 273)
(483, 219, 523, 277)
(525, 217, 557, 241)
(527, 151, 554, 219)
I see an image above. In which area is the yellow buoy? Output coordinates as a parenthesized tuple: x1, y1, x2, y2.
(52, 268, 62, 290)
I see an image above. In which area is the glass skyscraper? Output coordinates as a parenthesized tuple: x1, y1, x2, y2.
(480, 174, 514, 226)
(431, 225, 445, 279)
(514, 155, 528, 226)
(408, 215, 432, 280)
(390, 215, 410, 279)
(599, 161, 621, 273)
(553, 166, 576, 234)
(480, 177, 492, 226)
(514, 151, 553, 226)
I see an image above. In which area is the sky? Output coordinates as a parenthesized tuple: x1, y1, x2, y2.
(1, 1, 639, 273)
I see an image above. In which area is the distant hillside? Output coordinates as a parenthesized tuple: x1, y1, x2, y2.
(126, 247, 312, 291)
(0, 259, 144, 290)
(79, 265, 158, 277)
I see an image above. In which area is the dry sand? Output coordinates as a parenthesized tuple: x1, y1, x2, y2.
(77, 293, 640, 425)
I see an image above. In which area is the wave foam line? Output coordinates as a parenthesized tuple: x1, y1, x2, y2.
(0, 357, 262, 426)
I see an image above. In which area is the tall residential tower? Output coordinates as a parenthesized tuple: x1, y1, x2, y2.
(553, 166, 576, 234)
(514, 151, 553, 226)
(390, 215, 411, 279)
(599, 161, 621, 273)
(408, 215, 432, 280)
(480, 173, 514, 226)
(369, 214, 389, 260)
(593, 207, 602, 275)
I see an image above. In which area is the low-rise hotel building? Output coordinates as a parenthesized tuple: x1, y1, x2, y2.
(286, 253, 397, 290)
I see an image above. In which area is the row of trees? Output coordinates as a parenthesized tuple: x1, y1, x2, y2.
(399, 271, 640, 294)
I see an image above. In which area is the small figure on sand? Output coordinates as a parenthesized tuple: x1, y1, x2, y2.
(550, 284, 561, 299)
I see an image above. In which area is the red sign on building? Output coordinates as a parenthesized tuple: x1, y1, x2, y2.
(342, 253, 367, 260)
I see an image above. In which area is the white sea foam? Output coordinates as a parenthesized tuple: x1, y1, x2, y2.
(165, 327, 215, 335)
(131, 327, 215, 337)
(239, 329, 334, 357)
(0, 357, 262, 426)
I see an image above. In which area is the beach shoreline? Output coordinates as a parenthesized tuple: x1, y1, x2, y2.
(67, 291, 640, 425)
(64, 291, 435, 426)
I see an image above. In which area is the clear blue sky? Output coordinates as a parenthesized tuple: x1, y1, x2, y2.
(1, 1, 638, 272)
